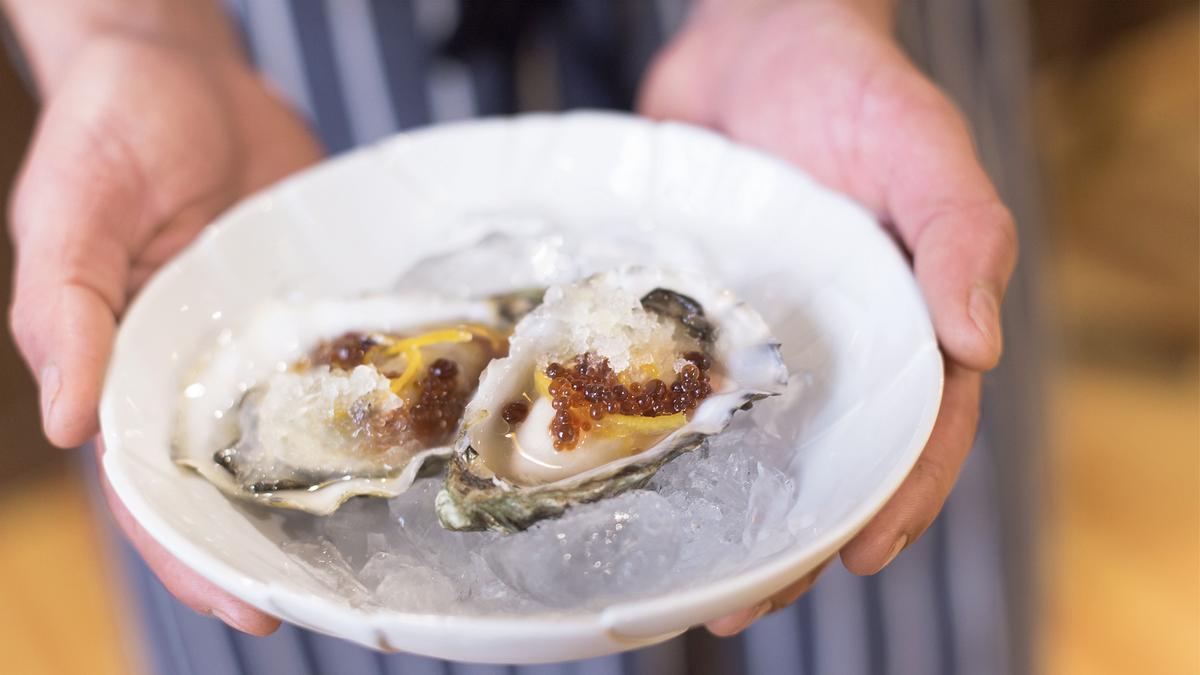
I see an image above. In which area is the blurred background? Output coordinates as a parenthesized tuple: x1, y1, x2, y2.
(0, 2, 1196, 674)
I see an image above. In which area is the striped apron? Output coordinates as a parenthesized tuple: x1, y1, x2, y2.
(111, 1, 1044, 673)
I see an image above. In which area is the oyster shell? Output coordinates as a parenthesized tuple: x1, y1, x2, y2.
(436, 268, 788, 533)
(173, 294, 514, 514)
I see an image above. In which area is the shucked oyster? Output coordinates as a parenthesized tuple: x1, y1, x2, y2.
(173, 294, 518, 514)
(436, 268, 788, 533)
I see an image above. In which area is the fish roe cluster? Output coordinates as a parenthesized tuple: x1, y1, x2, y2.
(408, 358, 466, 443)
(349, 357, 466, 451)
(502, 401, 530, 425)
(311, 331, 377, 370)
(540, 351, 714, 451)
(312, 334, 474, 450)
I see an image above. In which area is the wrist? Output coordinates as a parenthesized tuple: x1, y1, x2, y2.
(2, 0, 242, 95)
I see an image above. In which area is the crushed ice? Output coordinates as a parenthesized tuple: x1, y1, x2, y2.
(264, 407, 799, 615)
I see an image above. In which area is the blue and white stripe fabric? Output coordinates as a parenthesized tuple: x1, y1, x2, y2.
(116, 1, 1040, 673)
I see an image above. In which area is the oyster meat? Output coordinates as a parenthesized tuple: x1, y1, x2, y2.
(436, 267, 788, 533)
(173, 294, 513, 514)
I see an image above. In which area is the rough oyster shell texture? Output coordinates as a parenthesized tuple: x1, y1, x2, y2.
(436, 267, 789, 533)
(172, 293, 511, 515)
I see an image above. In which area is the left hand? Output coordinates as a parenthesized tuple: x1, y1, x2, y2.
(638, 0, 1017, 635)
(6, 24, 323, 634)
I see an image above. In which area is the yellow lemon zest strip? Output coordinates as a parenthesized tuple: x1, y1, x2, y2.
(592, 412, 687, 437)
(381, 327, 475, 395)
(389, 346, 424, 394)
(381, 328, 475, 356)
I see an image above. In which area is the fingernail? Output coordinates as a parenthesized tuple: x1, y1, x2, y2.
(212, 609, 253, 634)
(968, 284, 1000, 351)
(877, 534, 908, 573)
(40, 363, 60, 426)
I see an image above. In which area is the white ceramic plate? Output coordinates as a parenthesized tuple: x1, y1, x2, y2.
(99, 112, 942, 664)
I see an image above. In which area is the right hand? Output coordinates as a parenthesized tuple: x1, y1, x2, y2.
(640, 0, 1016, 635)
(8, 33, 322, 634)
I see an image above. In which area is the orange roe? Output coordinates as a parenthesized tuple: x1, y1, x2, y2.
(532, 352, 713, 451)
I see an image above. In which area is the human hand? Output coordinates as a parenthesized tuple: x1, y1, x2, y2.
(639, 0, 1017, 635)
(7, 26, 321, 634)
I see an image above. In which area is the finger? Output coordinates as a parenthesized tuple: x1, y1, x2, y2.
(95, 441, 280, 636)
(877, 80, 1018, 371)
(840, 363, 980, 575)
(8, 97, 142, 447)
(7, 45, 255, 448)
(636, 11, 723, 125)
(705, 557, 833, 637)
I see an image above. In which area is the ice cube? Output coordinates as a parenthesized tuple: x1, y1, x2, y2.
(316, 496, 393, 570)
(386, 479, 500, 566)
(481, 490, 681, 608)
(280, 537, 371, 605)
(361, 551, 461, 613)
(743, 462, 797, 558)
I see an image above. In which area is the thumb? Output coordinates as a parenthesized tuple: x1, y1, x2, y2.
(8, 100, 141, 447)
